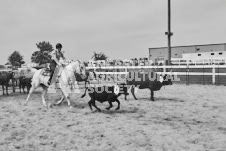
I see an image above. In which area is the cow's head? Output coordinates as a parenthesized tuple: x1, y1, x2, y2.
(160, 73, 173, 86)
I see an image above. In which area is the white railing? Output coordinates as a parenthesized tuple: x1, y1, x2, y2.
(87, 65, 226, 69)
(87, 65, 226, 85)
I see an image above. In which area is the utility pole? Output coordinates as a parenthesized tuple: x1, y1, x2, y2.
(165, 0, 173, 65)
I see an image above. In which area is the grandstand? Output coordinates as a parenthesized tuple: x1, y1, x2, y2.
(171, 51, 226, 65)
(87, 58, 152, 67)
(149, 43, 226, 65)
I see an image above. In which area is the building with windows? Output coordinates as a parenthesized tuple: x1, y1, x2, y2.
(149, 43, 226, 65)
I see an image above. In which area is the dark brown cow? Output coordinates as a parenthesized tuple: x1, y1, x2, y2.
(126, 71, 172, 101)
(19, 76, 32, 93)
(0, 71, 15, 95)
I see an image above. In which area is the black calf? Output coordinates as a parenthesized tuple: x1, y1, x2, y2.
(85, 83, 129, 112)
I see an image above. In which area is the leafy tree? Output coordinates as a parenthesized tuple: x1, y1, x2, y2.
(8, 51, 25, 67)
(91, 52, 108, 60)
(31, 41, 53, 65)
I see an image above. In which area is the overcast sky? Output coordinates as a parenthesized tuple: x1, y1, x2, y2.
(1, 0, 226, 65)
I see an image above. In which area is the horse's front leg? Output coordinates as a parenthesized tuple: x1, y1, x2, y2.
(41, 86, 48, 107)
(60, 84, 71, 107)
(56, 93, 65, 105)
(24, 82, 36, 106)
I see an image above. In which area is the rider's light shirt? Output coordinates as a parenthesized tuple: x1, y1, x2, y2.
(50, 49, 65, 65)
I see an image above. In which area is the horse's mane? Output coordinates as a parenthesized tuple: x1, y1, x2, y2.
(75, 60, 82, 64)
(66, 60, 82, 64)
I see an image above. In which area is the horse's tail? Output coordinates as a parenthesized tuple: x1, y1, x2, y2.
(24, 67, 38, 79)
(30, 69, 44, 87)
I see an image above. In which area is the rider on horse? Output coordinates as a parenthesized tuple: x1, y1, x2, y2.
(48, 43, 66, 85)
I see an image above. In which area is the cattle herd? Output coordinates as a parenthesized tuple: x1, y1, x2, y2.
(0, 70, 33, 95)
(0, 68, 173, 112)
(0, 71, 15, 95)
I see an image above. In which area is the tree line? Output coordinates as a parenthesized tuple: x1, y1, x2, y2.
(7, 41, 53, 68)
(6, 41, 108, 68)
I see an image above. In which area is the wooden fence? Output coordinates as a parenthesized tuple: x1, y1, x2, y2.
(86, 65, 226, 85)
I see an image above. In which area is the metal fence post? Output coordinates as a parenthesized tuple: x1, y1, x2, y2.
(186, 65, 189, 85)
(203, 65, 204, 85)
(218, 64, 220, 85)
(212, 66, 215, 85)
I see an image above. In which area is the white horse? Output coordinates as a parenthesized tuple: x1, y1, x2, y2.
(25, 61, 87, 107)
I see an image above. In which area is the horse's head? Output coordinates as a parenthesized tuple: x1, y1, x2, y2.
(71, 60, 87, 80)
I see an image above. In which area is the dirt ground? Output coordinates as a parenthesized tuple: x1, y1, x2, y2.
(0, 84, 226, 151)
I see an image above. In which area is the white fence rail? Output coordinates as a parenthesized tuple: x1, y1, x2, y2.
(87, 65, 226, 69)
(87, 65, 226, 85)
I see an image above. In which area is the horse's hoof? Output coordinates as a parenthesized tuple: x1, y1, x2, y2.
(115, 108, 120, 110)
